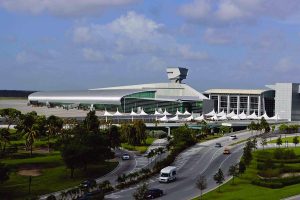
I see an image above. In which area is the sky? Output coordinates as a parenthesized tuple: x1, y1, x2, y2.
(1, 0, 300, 91)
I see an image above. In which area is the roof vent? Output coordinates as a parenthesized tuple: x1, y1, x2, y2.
(166, 67, 188, 83)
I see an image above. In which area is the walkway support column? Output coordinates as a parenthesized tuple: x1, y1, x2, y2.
(167, 127, 171, 137)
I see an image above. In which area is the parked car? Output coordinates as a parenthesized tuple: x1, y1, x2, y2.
(230, 135, 237, 140)
(122, 153, 130, 160)
(80, 179, 97, 190)
(223, 148, 231, 155)
(215, 143, 222, 147)
(144, 188, 164, 199)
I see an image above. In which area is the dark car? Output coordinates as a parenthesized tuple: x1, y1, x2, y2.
(215, 143, 222, 147)
(144, 188, 163, 199)
(80, 179, 97, 190)
(230, 135, 237, 140)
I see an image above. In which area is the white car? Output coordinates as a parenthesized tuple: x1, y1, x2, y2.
(122, 153, 130, 160)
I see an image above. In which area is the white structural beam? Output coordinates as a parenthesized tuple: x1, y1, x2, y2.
(227, 95, 230, 114)
(247, 96, 250, 115)
(237, 95, 240, 115)
(217, 95, 221, 113)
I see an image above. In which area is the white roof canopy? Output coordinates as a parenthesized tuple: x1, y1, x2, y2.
(158, 115, 169, 122)
(270, 114, 280, 120)
(247, 112, 258, 120)
(227, 111, 236, 118)
(182, 115, 193, 122)
(103, 110, 113, 116)
(205, 109, 216, 117)
(130, 109, 138, 116)
(169, 115, 180, 122)
(113, 108, 123, 116)
(183, 109, 191, 115)
(231, 114, 240, 120)
(238, 111, 247, 120)
(175, 109, 184, 115)
(219, 114, 227, 120)
(153, 109, 163, 116)
(194, 115, 204, 121)
(209, 114, 219, 121)
(217, 110, 226, 117)
(163, 109, 172, 116)
(260, 112, 270, 120)
(139, 108, 148, 116)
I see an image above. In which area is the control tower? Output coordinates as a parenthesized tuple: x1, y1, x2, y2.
(166, 67, 188, 83)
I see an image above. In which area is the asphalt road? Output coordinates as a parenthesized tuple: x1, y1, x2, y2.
(106, 131, 252, 200)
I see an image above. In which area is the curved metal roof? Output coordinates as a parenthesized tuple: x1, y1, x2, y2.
(28, 89, 149, 105)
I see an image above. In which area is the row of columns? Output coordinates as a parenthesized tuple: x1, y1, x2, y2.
(211, 94, 263, 116)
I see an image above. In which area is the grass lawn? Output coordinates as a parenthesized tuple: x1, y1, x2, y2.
(0, 151, 118, 200)
(121, 137, 156, 154)
(193, 148, 300, 200)
(268, 135, 300, 144)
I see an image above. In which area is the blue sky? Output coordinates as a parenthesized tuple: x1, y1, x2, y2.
(1, 0, 300, 91)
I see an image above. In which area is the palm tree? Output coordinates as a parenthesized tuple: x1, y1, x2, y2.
(24, 124, 38, 157)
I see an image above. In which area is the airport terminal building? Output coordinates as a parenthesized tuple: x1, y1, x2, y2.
(28, 68, 212, 114)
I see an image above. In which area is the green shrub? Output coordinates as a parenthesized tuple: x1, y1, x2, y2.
(252, 179, 283, 188)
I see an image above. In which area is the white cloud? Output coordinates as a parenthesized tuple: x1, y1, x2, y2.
(73, 11, 209, 62)
(274, 57, 298, 72)
(16, 51, 38, 64)
(82, 48, 105, 62)
(178, 0, 300, 25)
(204, 28, 232, 44)
(0, 0, 139, 16)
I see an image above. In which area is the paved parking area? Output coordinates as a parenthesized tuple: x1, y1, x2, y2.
(0, 99, 103, 118)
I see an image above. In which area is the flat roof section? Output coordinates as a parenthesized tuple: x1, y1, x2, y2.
(204, 89, 271, 95)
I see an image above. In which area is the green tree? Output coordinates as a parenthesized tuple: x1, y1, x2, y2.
(260, 137, 267, 150)
(196, 175, 207, 199)
(260, 117, 270, 134)
(248, 121, 256, 136)
(0, 128, 10, 155)
(213, 168, 225, 192)
(243, 140, 253, 166)
(293, 136, 299, 147)
(17, 112, 39, 156)
(271, 125, 275, 133)
(133, 183, 148, 200)
(219, 126, 231, 135)
(46, 115, 63, 152)
(109, 125, 121, 149)
(279, 124, 288, 135)
(0, 108, 21, 129)
(276, 136, 282, 148)
(61, 142, 83, 178)
(84, 110, 100, 133)
(238, 160, 246, 175)
(228, 164, 239, 184)
(133, 120, 147, 145)
(0, 162, 9, 183)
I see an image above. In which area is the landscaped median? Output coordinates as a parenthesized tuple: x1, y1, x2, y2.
(121, 137, 156, 154)
(193, 147, 300, 200)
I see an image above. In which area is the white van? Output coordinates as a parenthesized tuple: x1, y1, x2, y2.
(159, 166, 177, 183)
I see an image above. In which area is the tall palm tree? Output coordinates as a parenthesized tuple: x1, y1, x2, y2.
(24, 124, 38, 157)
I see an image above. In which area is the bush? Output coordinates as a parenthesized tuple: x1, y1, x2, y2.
(252, 179, 283, 188)
(273, 148, 296, 160)
(258, 169, 280, 178)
